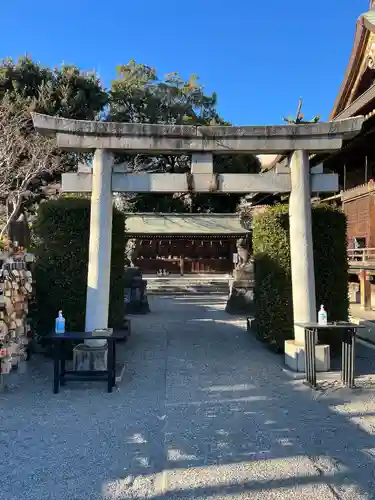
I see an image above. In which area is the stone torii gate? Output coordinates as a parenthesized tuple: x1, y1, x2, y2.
(31, 113, 364, 370)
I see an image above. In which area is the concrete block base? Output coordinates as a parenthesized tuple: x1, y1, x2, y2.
(284, 339, 330, 373)
(73, 343, 108, 372)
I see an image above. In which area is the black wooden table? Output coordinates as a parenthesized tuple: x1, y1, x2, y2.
(295, 322, 363, 389)
(49, 331, 125, 394)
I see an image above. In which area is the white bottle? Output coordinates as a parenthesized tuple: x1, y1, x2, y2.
(318, 305, 327, 326)
(55, 310, 66, 334)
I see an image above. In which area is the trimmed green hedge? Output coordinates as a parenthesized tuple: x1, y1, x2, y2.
(32, 198, 125, 338)
(253, 204, 348, 353)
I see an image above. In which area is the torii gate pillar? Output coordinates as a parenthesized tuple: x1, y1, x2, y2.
(289, 150, 316, 340)
(284, 150, 330, 372)
(85, 149, 113, 347)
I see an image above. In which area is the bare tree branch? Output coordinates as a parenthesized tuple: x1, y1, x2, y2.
(0, 100, 62, 237)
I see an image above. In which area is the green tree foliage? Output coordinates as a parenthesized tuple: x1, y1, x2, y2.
(0, 56, 108, 233)
(0, 55, 107, 119)
(31, 198, 125, 338)
(108, 60, 260, 213)
(252, 204, 349, 353)
(109, 60, 219, 125)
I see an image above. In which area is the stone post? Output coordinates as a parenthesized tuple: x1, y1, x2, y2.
(359, 269, 371, 310)
(285, 150, 330, 372)
(289, 150, 316, 340)
(85, 149, 113, 347)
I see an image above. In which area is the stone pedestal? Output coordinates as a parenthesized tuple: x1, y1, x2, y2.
(124, 267, 150, 314)
(284, 339, 330, 372)
(73, 343, 108, 371)
(225, 261, 254, 315)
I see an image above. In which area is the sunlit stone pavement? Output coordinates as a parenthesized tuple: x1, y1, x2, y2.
(2, 294, 375, 499)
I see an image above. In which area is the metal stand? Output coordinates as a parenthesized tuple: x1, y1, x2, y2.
(296, 322, 361, 390)
(341, 328, 356, 388)
(51, 331, 122, 394)
(304, 328, 317, 389)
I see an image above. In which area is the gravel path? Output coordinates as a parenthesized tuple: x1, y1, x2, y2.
(2, 294, 375, 499)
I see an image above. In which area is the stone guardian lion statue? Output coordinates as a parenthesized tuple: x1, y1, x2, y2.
(125, 238, 138, 267)
(236, 237, 250, 268)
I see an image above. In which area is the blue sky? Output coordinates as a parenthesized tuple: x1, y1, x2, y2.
(1, 0, 369, 125)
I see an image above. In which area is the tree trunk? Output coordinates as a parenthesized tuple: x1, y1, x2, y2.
(0, 194, 22, 239)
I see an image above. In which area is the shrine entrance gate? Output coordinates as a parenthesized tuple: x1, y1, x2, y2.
(31, 113, 364, 365)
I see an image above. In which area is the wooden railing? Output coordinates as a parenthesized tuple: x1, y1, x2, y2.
(348, 247, 375, 262)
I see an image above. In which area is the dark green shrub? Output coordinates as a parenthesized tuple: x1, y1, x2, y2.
(253, 204, 348, 353)
(31, 198, 125, 338)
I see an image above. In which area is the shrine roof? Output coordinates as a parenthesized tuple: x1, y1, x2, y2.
(330, 4, 375, 120)
(124, 213, 249, 237)
(364, 8, 375, 28)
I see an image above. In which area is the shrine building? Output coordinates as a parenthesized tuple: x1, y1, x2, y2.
(124, 212, 249, 274)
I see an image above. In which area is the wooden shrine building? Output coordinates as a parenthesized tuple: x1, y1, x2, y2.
(314, 1, 375, 251)
(314, 1, 375, 307)
(125, 213, 249, 274)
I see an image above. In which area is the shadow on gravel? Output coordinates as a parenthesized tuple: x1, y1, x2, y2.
(111, 381, 375, 498)
(100, 297, 375, 499)
(3, 294, 375, 500)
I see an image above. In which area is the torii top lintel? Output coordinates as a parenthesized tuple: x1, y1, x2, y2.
(31, 113, 364, 154)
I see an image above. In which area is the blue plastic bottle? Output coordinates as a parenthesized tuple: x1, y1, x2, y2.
(55, 310, 66, 334)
